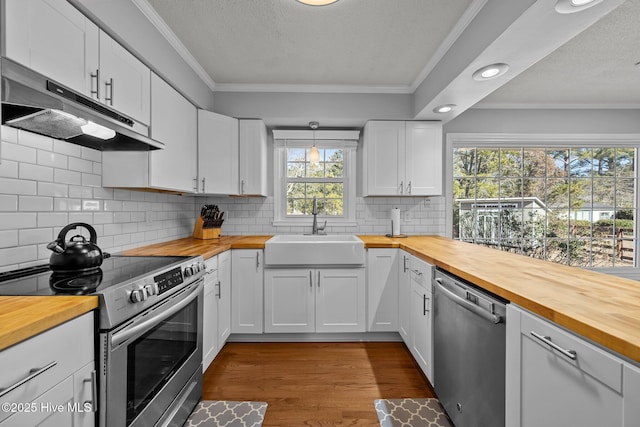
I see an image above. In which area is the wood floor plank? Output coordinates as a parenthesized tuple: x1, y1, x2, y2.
(203, 342, 435, 426)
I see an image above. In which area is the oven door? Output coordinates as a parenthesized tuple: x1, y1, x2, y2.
(100, 280, 203, 427)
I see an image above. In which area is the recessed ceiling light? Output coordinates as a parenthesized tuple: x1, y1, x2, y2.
(555, 0, 603, 14)
(433, 104, 456, 114)
(296, 0, 339, 5)
(472, 63, 509, 81)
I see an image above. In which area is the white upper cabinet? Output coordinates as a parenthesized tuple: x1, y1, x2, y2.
(238, 119, 268, 196)
(4, 0, 99, 97)
(102, 74, 197, 193)
(198, 110, 239, 194)
(98, 31, 151, 125)
(361, 121, 442, 196)
(149, 73, 197, 192)
(3, 0, 151, 126)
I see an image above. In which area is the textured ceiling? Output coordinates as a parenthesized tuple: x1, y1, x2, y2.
(145, 0, 473, 88)
(144, 0, 638, 108)
(480, 0, 640, 107)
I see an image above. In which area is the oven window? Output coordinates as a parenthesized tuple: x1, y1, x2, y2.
(126, 297, 198, 424)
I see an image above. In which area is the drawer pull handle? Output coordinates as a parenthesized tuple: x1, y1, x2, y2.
(530, 331, 577, 360)
(0, 361, 57, 398)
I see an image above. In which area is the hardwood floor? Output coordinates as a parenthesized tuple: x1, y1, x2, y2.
(203, 342, 436, 426)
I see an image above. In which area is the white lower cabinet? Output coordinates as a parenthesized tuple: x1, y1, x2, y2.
(407, 256, 434, 383)
(398, 250, 411, 343)
(202, 255, 219, 371)
(506, 304, 640, 427)
(217, 251, 232, 346)
(265, 268, 366, 333)
(231, 249, 264, 334)
(366, 249, 399, 332)
(0, 312, 95, 427)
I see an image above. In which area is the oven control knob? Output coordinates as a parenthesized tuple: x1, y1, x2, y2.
(145, 283, 159, 296)
(130, 288, 147, 303)
(184, 267, 192, 278)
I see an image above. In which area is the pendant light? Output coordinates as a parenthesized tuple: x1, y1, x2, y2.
(309, 121, 320, 164)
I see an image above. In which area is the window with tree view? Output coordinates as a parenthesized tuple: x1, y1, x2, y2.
(453, 147, 636, 268)
(286, 148, 345, 217)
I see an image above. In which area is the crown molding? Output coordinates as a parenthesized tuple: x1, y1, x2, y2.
(213, 83, 413, 94)
(131, 0, 217, 91)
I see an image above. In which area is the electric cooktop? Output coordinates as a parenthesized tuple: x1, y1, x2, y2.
(0, 255, 190, 296)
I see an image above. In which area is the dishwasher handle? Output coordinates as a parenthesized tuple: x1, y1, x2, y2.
(436, 278, 503, 324)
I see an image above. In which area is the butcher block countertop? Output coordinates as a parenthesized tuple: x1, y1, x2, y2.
(0, 296, 98, 351)
(121, 236, 272, 259)
(361, 235, 640, 364)
(123, 234, 640, 363)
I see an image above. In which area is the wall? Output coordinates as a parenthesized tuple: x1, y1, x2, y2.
(196, 195, 446, 237)
(0, 126, 196, 272)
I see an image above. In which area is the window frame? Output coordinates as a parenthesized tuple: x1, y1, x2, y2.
(273, 139, 357, 227)
(445, 132, 640, 273)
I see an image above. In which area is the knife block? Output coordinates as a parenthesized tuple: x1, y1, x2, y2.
(192, 217, 221, 239)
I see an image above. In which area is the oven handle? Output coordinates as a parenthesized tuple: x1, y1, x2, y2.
(111, 283, 201, 347)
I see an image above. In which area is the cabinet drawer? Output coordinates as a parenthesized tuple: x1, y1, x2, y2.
(409, 256, 432, 291)
(520, 309, 622, 393)
(0, 313, 94, 422)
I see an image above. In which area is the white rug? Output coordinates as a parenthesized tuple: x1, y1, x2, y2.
(183, 401, 267, 427)
(374, 398, 453, 427)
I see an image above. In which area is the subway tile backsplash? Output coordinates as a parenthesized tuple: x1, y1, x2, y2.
(0, 124, 446, 272)
(0, 126, 195, 272)
(199, 195, 446, 237)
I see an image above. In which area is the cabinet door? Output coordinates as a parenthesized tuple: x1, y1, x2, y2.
(410, 278, 433, 383)
(239, 119, 268, 196)
(506, 305, 624, 427)
(264, 269, 315, 333)
(624, 363, 640, 426)
(367, 249, 399, 332)
(198, 110, 239, 194)
(217, 251, 232, 349)
(149, 73, 197, 192)
(202, 257, 219, 371)
(405, 122, 442, 196)
(4, 0, 99, 97)
(363, 121, 404, 195)
(398, 251, 411, 343)
(231, 250, 264, 334)
(316, 268, 365, 333)
(98, 31, 150, 125)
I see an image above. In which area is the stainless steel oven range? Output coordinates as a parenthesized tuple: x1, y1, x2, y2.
(0, 255, 206, 427)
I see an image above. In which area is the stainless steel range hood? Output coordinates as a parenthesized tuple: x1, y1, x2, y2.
(1, 57, 163, 151)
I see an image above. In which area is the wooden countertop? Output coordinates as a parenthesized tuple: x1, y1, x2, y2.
(122, 233, 640, 363)
(359, 235, 640, 363)
(0, 296, 98, 351)
(121, 236, 272, 259)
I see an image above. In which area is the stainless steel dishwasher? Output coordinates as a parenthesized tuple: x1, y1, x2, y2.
(433, 268, 507, 427)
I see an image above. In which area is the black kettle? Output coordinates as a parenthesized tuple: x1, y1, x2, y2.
(46, 223, 110, 272)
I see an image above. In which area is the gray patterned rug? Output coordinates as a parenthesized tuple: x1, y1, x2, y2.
(183, 401, 267, 427)
(374, 398, 453, 427)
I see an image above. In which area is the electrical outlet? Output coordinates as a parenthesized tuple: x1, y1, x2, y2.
(404, 211, 412, 222)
